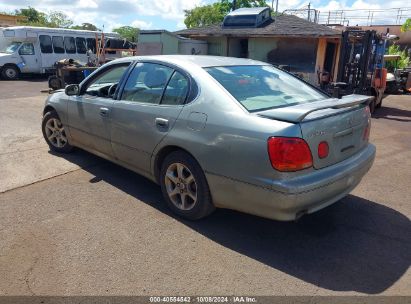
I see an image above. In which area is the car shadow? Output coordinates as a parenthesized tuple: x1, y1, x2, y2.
(52, 149, 411, 294)
(373, 105, 411, 122)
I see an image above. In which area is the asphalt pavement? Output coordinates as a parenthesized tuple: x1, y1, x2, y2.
(0, 79, 410, 296)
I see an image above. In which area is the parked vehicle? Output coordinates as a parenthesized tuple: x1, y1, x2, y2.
(41, 55, 376, 221)
(0, 26, 120, 80)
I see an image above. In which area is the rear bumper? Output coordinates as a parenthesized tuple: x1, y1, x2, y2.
(206, 144, 376, 221)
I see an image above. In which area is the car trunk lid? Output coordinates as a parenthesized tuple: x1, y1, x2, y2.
(257, 94, 372, 169)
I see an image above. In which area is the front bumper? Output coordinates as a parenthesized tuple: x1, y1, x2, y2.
(206, 144, 376, 221)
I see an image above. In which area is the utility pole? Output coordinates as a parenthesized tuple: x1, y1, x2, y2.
(271, 0, 279, 15)
(308, 3, 311, 21)
(232, 0, 237, 11)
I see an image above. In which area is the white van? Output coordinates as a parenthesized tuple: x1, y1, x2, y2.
(0, 26, 121, 80)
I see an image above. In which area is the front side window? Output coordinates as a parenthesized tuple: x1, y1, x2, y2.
(52, 36, 65, 54)
(85, 64, 129, 97)
(76, 37, 87, 54)
(205, 65, 327, 112)
(64, 37, 76, 54)
(39, 35, 52, 53)
(0, 42, 21, 54)
(122, 62, 173, 104)
(18, 43, 34, 55)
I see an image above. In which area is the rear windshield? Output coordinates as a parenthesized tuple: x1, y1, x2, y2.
(205, 65, 327, 112)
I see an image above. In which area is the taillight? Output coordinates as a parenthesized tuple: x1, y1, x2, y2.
(318, 141, 329, 159)
(267, 137, 313, 172)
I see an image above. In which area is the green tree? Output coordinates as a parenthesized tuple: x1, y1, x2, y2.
(14, 7, 74, 28)
(386, 44, 410, 70)
(184, 3, 226, 28)
(401, 18, 411, 32)
(112, 26, 139, 42)
(71, 23, 99, 31)
(47, 11, 73, 28)
(184, 0, 269, 28)
(15, 6, 48, 26)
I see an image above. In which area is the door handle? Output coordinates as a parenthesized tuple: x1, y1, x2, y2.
(155, 118, 169, 128)
(100, 107, 109, 117)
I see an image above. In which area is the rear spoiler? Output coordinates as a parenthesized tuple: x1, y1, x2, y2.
(257, 94, 373, 123)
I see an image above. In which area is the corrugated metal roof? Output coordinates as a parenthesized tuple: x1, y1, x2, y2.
(175, 14, 341, 38)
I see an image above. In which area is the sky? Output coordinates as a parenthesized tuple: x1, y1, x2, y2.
(0, 0, 408, 31)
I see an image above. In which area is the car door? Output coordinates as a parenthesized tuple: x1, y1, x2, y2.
(18, 42, 40, 73)
(67, 62, 130, 157)
(111, 62, 189, 175)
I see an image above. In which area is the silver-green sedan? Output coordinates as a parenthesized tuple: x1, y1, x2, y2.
(42, 55, 375, 221)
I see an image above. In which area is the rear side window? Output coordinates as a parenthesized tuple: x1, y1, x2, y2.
(76, 37, 87, 54)
(64, 37, 76, 54)
(161, 71, 189, 105)
(121, 62, 173, 104)
(52, 36, 65, 54)
(39, 35, 52, 53)
(87, 38, 96, 53)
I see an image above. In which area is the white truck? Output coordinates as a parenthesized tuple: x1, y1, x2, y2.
(0, 26, 121, 80)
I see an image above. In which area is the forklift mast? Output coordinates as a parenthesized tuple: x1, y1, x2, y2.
(336, 30, 383, 95)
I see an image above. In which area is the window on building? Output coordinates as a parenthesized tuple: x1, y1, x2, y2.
(39, 35, 52, 53)
(52, 36, 65, 54)
(64, 37, 76, 54)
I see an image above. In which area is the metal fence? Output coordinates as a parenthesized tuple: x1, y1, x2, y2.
(284, 7, 411, 26)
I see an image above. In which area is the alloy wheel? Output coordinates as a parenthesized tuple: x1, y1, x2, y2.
(164, 162, 198, 211)
(44, 118, 68, 148)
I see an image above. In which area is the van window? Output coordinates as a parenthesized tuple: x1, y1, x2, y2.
(39, 35, 52, 53)
(19, 43, 35, 55)
(87, 38, 96, 54)
(64, 37, 76, 54)
(52, 36, 65, 54)
(76, 37, 87, 54)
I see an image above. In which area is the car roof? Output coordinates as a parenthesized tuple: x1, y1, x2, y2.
(110, 55, 267, 68)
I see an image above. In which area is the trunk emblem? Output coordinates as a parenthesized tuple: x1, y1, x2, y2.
(308, 130, 326, 138)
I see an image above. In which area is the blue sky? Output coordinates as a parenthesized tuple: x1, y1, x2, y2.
(0, 0, 407, 31)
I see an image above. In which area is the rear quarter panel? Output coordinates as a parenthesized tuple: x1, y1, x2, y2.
(152, 71, 302, 189)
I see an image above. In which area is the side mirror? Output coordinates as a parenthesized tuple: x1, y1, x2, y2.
(65, 84, 80, 96)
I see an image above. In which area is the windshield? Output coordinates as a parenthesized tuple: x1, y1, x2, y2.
(205, 65, 327, 112)
(0, 42, 22, 54)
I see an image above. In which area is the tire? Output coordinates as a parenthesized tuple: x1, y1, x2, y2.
(48, 75, 62, 90)
(1, 65, 19, 80)
(42, 110, 73, 153)
(160, 151, 215, 220)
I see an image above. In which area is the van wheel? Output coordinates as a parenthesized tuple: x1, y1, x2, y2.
(160, 151, 215, 220)
(1, 65, 20, 80)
